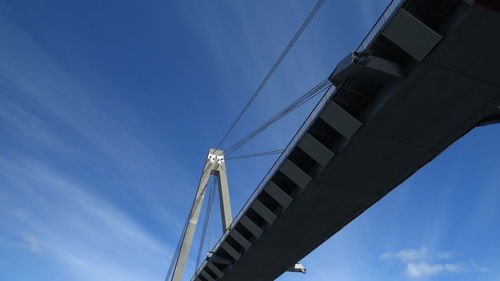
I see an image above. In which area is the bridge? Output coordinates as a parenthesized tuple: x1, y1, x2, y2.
(168, 1, 500, 280)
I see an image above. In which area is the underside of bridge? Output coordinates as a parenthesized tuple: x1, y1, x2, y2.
(190, 1, 500, 281)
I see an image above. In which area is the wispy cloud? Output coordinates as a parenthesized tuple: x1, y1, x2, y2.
(381, 247, 453, 262)
(436, 251, 454, 260)
(0, 7, 195, 234)
(9, 209, 28, 221)
(0, 157, 172, 281)
(22, 234, 43, 254)
(381, 247, 486, 279)
(0, 232, 42, 254)
(405, 262, 486, 279)
(381, 247, 430, 262)
(0, 13, 191, 279)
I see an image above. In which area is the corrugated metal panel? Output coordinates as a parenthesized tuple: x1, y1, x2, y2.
(320, 101, 362, 139)
(298, 133, 334, 166)
(239, 216, 263, 238)
(229, 229, 252, 250)
(206, 263, 224, 278)
(263, 182, 293, 207)
(279, 160, 312, 189)
(382, 8, 442, 61)
(221, 242, 241, 260)
(200, 270, 216, 281)
(250, 200, 277, 224)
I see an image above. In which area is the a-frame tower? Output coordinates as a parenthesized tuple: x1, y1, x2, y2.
(170, 149, 232, 281)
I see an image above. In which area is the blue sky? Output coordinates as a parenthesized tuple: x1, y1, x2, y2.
(0, 1, 499, 281)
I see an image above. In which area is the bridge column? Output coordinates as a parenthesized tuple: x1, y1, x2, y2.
(170, 149, 233, 281)
(214, 151, 232, 232)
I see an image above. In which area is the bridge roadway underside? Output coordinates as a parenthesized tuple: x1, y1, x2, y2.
(220, 5, 500, 281)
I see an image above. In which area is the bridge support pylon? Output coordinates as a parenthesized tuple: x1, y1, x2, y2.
(170, 149, 232, 281)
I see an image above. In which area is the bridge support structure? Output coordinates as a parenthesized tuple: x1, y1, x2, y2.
(171, 149, 233, 281)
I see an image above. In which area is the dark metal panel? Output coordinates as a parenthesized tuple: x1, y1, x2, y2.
(239, 216, 263, 238)
(206, 263, 224, 278)
(263, 182, 293, 207)
(320, 101, 362, 139)
(477, 0, 500, 10)
(329, 54, 404, 86)
(382, 8, 442, 61)
(221, 242, 241, 260)
(250, 200, 277, 224)
(207, 254, 232, 265)
(200, 270, 216, 281)
(298, 133, 335, 166)
(478, 110, 500, 126)
(279, 160, 312, 189)
(230, 230, 252, 250)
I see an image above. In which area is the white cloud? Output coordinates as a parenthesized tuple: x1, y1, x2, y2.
(436, 251, 454, 260)
(0, 157, 173, 281)
(10, 209, 28, 220)
(0, 232, 42, 254)
(22, 234, 43, 254)
(381, 247, 486, 279)
(0, 17, 187, 276)
(381, 247, 428, 262)
(0, 13, 193, 221)
(406, 262, 486, 279)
